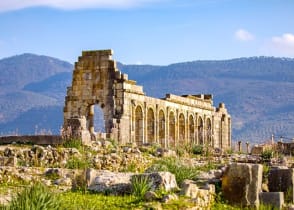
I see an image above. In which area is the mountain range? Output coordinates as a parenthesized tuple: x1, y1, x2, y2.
(0, 53, 294, 144)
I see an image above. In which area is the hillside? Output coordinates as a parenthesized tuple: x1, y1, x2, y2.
(0, 54, 294, 143)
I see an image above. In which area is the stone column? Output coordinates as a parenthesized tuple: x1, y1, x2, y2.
(246, 141, 250, 154)
(238, 141, 242, 153)
(88, 105, 94, 133)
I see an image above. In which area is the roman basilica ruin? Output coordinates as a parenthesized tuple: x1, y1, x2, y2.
(63, 50, 231, 149)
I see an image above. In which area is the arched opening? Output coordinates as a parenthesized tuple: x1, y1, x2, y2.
(94, 105, 105, 133)
(147, 108, 155, 144)
(189, 115, 195, 144)
(158, 110, 165, 147)
(179, 113, 185, 145)
(206, 118, 212, 146)
(169, 111, 176, 147)
(86, 104, 105, 139)
(135, 106, 143, 146)
(198, 117, 204, 145)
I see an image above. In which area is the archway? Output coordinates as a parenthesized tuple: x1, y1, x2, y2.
(206, 118, 212, 146)
(189, 115, 195, 144)
(135, 106, 143, 146)
(158, 110, 165, 147)
(147, 108, 155, 144)
(198, 117, 204, 145)
(94, 104, 105, 133)
(179, 113, 185, 145)
(169, 111, 176, 147)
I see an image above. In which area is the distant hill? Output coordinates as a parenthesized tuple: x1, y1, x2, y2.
(0, 54, 294, 143)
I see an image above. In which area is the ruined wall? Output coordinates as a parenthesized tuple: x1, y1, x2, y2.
(63, 50, 231, 149)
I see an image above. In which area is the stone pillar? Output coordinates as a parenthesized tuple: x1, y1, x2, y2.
(195, 113, 198, 145)
(238, 141, 242, 153)
(88, 105, 94, 134)
(246, 141, 250, 154)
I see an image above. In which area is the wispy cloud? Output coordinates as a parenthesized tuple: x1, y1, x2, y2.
(0, 0, 162, 12)
(234, 29, 254, 41)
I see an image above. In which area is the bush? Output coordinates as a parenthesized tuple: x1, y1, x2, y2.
(261, 150, 274, 162)
(6, 182, 60, 210)
(65, 156, 90, 169)
(192, 145, 204, 155)
(151, 157, 199, 185)
(63, 138, 83, 150)
(131, 175, 152, 200)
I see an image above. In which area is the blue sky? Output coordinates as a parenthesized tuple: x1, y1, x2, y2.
(0, 0, 293, 65)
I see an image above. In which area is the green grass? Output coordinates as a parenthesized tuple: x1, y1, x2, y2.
(62, 138, 83, 150)
(58, 191, 144, 210)
(131, 175, 152, 200)
(151, 157, 199, 185)
(2, 182, 60, 210)
(65, 156, 91, 169)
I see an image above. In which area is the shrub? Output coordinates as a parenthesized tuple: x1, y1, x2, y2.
(7, 182, 60, 210)
(63, 138, 83, 150)
(65, 156, 90, 169)
(261, 150, 274, 162)
(151, 157, 199, 185)
(192, 145, 204, 155)
(131, 175, 152, 200)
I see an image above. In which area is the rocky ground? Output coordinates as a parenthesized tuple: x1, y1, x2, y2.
(0, 140, 294, 209)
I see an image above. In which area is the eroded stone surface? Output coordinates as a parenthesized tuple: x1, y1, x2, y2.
(222, 163, 263, 208)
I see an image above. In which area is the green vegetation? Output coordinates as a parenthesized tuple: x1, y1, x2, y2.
(261, 149, 274, 162)
(151, 157, 199, 185)
(2, 183, 60, 210)
(62, 138, 83, 150)
(131, 175, 152, 200)
(65, 156, 91, 169)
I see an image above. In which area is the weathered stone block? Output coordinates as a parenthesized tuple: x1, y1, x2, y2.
(259, 192, 284, 209)
(222, 163, 262, 208)
(180, 179, 215, 208)
(132, 172, 178, 192)
(86, 169, 133, 195)
(268, 168, 294, 203)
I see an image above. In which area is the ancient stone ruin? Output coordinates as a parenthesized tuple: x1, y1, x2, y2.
(63, 50, 231, 149)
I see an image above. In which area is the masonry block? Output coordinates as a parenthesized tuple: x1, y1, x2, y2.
(222, 163, 263, 208)
(268, 168, 294, 203)
(259, 192, 284, 209)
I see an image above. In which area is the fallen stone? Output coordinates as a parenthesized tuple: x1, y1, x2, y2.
(222, 163, 263, 208)
(86, 169, 133, 195)
(268, 168, 294, 203)
(259, 192, 284, 210)
(132, 172, 178, 192)
(144, 191, 158, 201)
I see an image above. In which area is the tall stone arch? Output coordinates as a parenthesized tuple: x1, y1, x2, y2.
(188, 114, 195, 144)
(169, 111, 176, 148)
(135, 105, 144, 146)
(63, 50, 120, 144)
(158, 109, 165, 147)
(147, 108, 155, 144)
(179, 113, 185, 145)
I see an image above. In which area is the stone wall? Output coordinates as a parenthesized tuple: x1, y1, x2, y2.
(63, 50, 231, 149)
(0, 135, 62, 145)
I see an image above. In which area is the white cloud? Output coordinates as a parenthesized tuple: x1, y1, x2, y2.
(235, 29, 254, 41)
(0, 0, 162, 12)
(270, 33, 294, 56)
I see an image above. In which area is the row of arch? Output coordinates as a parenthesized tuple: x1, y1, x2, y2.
(134, 106, 212, 147)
